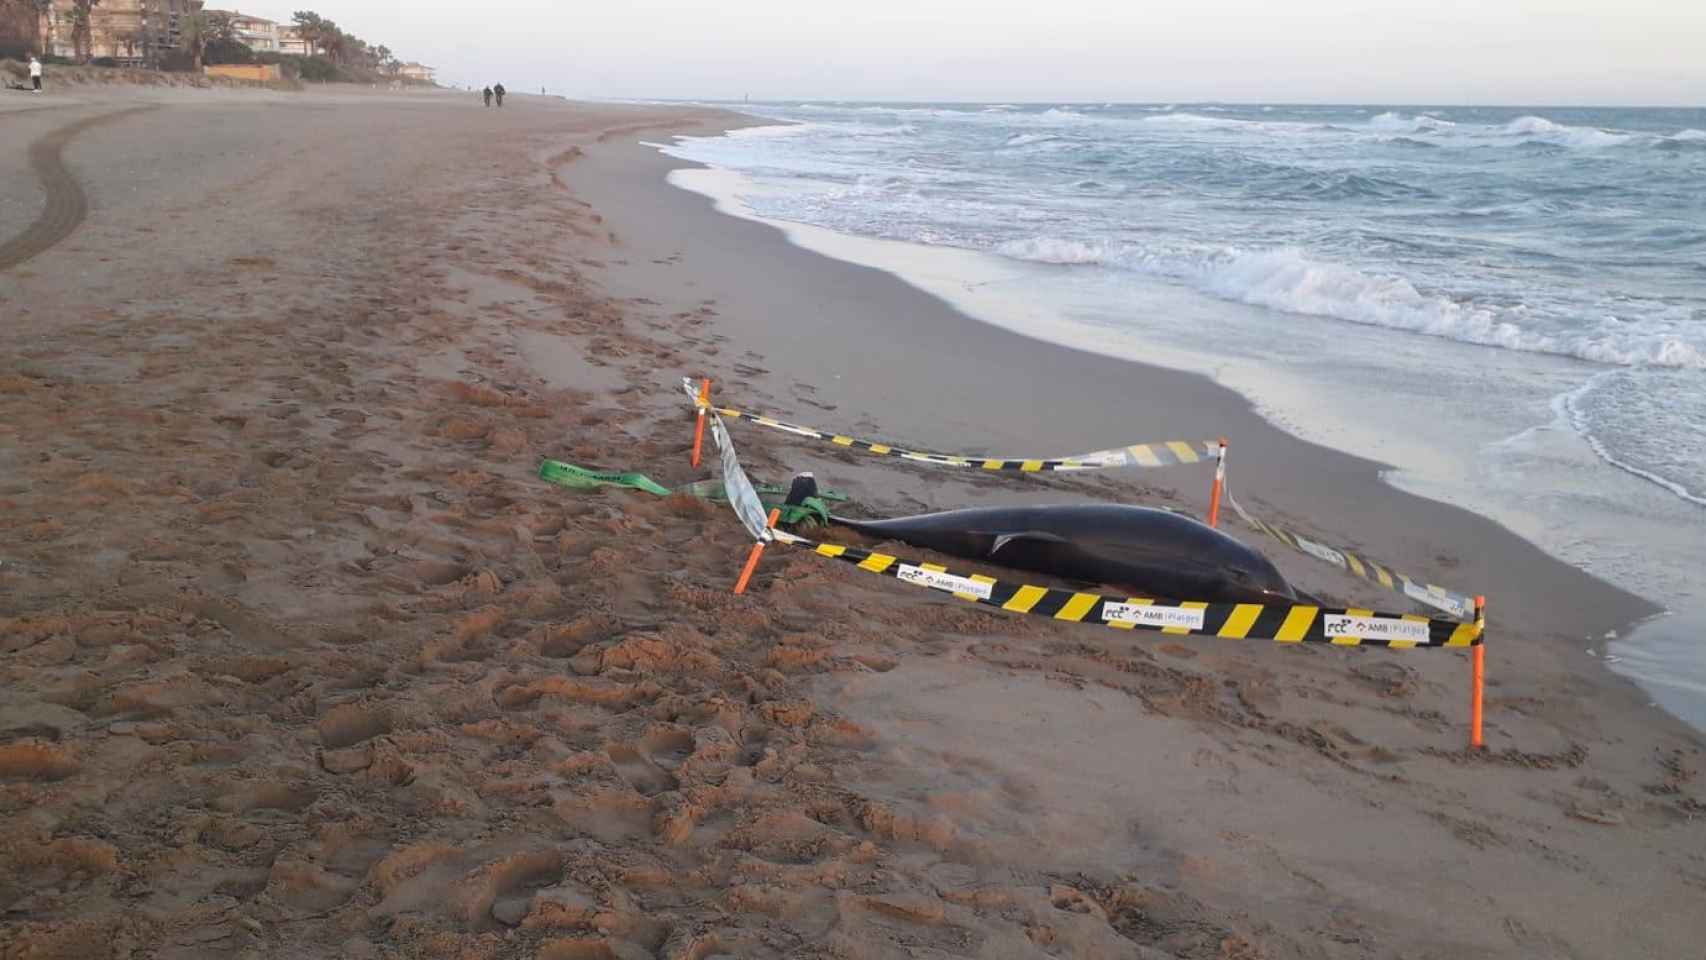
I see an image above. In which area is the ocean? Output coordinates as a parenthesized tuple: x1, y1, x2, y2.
(650, 102, 1706, 728)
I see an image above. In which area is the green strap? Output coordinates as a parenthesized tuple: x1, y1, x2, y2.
(677, 478, 847, 504)
(777, 497, 832, 527)
(538, 460, 843, 528)
(539, 460, 672, 497)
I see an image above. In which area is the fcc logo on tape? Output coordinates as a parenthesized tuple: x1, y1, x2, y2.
(1322, 614, 1431, 643)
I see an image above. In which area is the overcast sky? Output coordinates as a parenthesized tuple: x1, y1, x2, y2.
(253, 0, 1704, 105)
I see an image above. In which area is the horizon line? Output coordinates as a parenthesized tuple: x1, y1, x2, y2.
(585, 96, 1706, 111)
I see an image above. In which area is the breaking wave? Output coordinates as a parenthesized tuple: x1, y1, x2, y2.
(1003, 132, 1062, 148)
(1367, 112, 1458, 133)
(1138, 110, 1685, 151)
(993, 238, 1706, 370)
(1502, 115, 1633, 148)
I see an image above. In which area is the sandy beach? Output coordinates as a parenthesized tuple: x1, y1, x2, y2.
(2, 86, 1703, 959)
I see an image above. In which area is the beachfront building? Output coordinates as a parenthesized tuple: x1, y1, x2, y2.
(276, 24, 317, 57)
(36, 0, 203, 64)
(204, 10, 278, 52)
(398, 62, 435, 84)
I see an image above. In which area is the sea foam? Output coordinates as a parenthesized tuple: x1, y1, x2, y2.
(994, 238, 1706, 370)
(1503, 115, 1633, 148)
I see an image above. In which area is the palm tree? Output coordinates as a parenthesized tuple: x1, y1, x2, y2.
(179, 9, 229, 70)
(291, 10, 340, 61)
(69, 0, 102, 62)
(0, 0, 51, 57)
(317, 21, 344, 64)
(289, 10, 325, 56)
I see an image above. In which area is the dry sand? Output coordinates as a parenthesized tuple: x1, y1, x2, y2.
(1, 86, 1703, 959)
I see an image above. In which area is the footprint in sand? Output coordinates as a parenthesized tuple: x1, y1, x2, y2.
(737, 728, 772, 768)
(536, 614, 621, 659)
(215, 780, 318, 813)
(318, 701, 393, 749)
(1350, 660, 1418, 698)
(0, 740, 80, 781)
(642, 728, 695, 771)
(1503, 916, 1583, 958)
(606, 743, 678, 797)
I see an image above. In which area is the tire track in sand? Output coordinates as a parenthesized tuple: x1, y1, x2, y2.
(0, 106, 156, 272)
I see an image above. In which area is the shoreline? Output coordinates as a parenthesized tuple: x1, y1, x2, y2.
(655, 152, 1706, 728)
(645, 110, 1706, 730)
(575, 123, 1660, 640)
(666, 116, 1706, 695)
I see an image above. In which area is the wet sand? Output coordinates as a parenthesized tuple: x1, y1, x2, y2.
(2, 87, 1703, 959)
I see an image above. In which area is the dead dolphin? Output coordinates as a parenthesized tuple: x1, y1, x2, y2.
(830, 503, 1299, 604)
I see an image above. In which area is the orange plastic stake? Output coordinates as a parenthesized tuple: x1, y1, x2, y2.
(732, 508, 782, 595)
(1208, 438, 1228, 529)
(1470, 595, 1486, 750)
(690, 378, 711, 468)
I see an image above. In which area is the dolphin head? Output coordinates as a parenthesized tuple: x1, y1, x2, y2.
(1200, 547, 1297, 603)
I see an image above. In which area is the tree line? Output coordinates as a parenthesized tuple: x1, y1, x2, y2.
(1, 0, 171, 63)
(285, 10, 400, 76)
(0, 0, 55, 61)
(190, 9, 407, 80)
(1, 2, 417, 82)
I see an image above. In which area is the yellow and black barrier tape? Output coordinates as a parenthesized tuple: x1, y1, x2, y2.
(770, 531, 1483, 648)
(686, 378, 1478, 623)
(1223, 488, 1477, 622)
(683, 377, 1215, 472)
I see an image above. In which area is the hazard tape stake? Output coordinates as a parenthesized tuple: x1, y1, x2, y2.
(733, 507, 781, 595)
(1209, 438, 1227, 529)
(690, 378, 711, 468)
(1472, 595, 1487, 750)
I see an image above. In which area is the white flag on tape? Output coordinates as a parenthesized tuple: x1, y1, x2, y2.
(681, 376, 707, 408)
(709, 414, 773, 543)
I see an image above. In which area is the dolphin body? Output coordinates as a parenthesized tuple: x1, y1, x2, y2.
(830, 503, 1299, 604)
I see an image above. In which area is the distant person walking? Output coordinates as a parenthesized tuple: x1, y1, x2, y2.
(493, 83, 505, 107)
(29, 55, 43, 93)
(482, 86, 492, 107)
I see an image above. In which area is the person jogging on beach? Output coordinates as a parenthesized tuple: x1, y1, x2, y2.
(482, 86, 492, 107)
(493, 83, 505, 107)
(29, 55, 43, 93)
